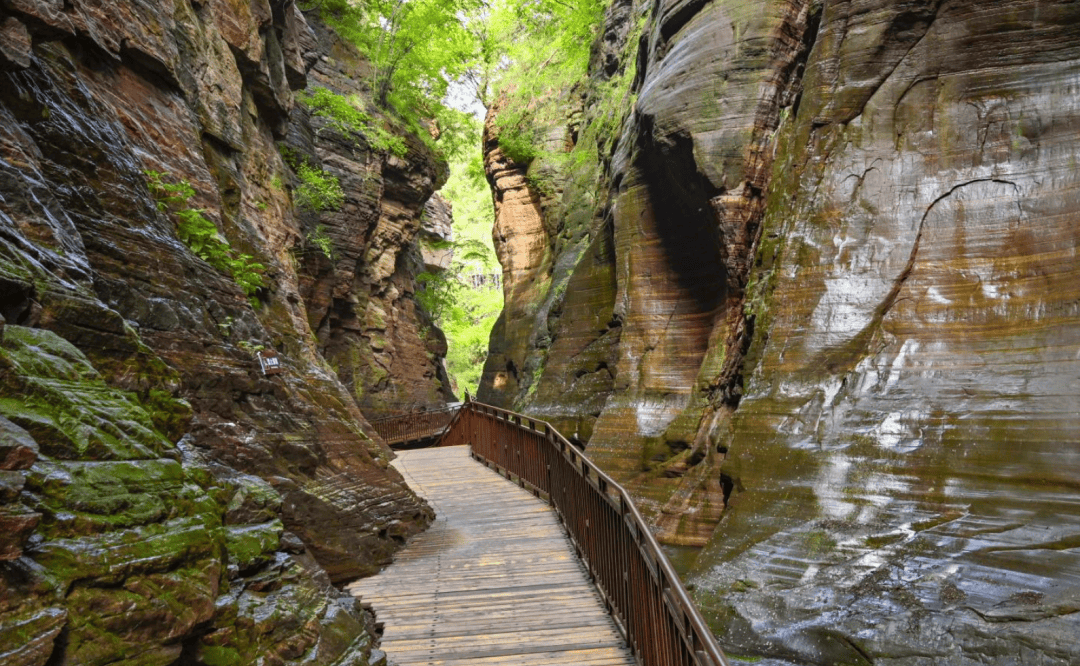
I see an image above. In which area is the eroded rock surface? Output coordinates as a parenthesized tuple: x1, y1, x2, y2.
(288, 22, 455, 418)
(481, 0, 1080, 662)
(0, 0, 444, 662)
(689, 1, 1080, 663)
(0, 326, 383, 665)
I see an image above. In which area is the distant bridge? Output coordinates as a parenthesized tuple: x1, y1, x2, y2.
(368, 406, 459, 448)
(352, 401, 729, 666)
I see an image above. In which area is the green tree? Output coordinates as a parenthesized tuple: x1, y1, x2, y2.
(485, 0, 606, 158)
(416, 148, 503, 396)
(318, 0, 486, 156)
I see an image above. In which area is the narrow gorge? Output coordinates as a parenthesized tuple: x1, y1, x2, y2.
(2, 0, 1078, 665)
(479, 0, 1080, 663)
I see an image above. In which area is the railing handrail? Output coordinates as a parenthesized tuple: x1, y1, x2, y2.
(368, 405, 459, 425)
(369, 406, 460, 445)
(437, 401, 729, 666)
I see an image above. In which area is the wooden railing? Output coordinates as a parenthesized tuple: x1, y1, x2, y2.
(369, 406, 458, 447)
(438, 401, 729, 666)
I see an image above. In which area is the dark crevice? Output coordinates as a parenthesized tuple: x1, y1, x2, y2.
(0, 277, 38, 325)
(635, 116, 727, 313)
(687, 448, 705, 467)
(668, 440, 690, 453)
(788, 0, 823, 119)
(835, 634, 876, 666)
(657, 0, 712, 43)
(703, 0, 822, 410)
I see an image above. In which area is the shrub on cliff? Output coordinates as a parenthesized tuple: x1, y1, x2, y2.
(276, 145, 346, 214)
(315, 0, 484, 157)
(300, 87, 408, 157)
(294, 163, 346, 212)
(145, 171, 265, 303)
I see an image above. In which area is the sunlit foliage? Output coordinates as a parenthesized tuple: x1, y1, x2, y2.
(419, 148, 503, 396)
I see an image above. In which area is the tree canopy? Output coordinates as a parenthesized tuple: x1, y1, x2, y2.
(309, 0, 611, 394)
(313, 0, 606, 155)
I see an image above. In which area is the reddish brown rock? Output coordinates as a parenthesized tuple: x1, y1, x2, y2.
(478, 105, 553, 404)
(0, 415, 37, 471)
(0, 0, 441, 663)
(289, 23, 455, 418)
(0, 506, 39, 560)
(0, 16, 31, 70)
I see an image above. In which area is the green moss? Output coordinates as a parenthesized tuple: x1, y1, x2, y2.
(32, 516, 223, 594)
(0, 327, 178, 461)
(804, 529, 838, 556)
(142, 389, 193, 443)
(225, 520, 284, 571)
(200, 644, 243, 666)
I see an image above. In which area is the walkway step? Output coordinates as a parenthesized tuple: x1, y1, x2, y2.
(347, 447, 636, 666)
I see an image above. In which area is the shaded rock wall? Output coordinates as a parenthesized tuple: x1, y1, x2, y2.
(288, 23, 455, 418)
(481, 0, 1080, 662)
(0, 326, 380, 666)
(0, 0, 448, 663)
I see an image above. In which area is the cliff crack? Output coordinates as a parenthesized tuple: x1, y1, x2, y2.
(884, 177, 1019, 315)
(822, 177, 1019, 373)
(841, 0, 944, 126)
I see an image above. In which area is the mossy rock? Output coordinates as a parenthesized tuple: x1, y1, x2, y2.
(224, 520, 285, 572)
(0, 326, 179, 461)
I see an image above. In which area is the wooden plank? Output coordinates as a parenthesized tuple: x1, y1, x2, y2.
(347, 447, 636, 666)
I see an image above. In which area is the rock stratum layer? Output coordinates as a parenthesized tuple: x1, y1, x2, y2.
(481, 0, 1080, 662)
(0, 0, 452, 663)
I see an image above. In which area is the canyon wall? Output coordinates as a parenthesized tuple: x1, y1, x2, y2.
(481, 0, 1080, 662)
(0, 0, 452, 663)
(288, 22, 456, 418)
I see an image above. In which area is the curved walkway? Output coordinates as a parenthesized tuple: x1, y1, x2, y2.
(347, 447, 635, 666)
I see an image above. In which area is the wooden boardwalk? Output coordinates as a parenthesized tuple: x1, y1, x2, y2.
(347, 447, 635, 666)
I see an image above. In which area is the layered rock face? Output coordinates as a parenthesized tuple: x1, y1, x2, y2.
(0, 326, 380, 666)
(0, 0, 448, 663)
(481, 0, 1080, 662)
(289, 23, 455, 418)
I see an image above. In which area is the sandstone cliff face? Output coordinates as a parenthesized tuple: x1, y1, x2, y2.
(0, 1, 447, 663)
(288, 23, 455, 418)
(482, 0, 1080, 662)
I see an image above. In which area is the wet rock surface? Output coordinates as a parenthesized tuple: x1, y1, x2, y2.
(688, 1, 1080, 662)
(0, 326, 383, 665)
(288, 22, 455, 418)
(481, 0, 1080, 662)
(0, 0, 443, 662)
